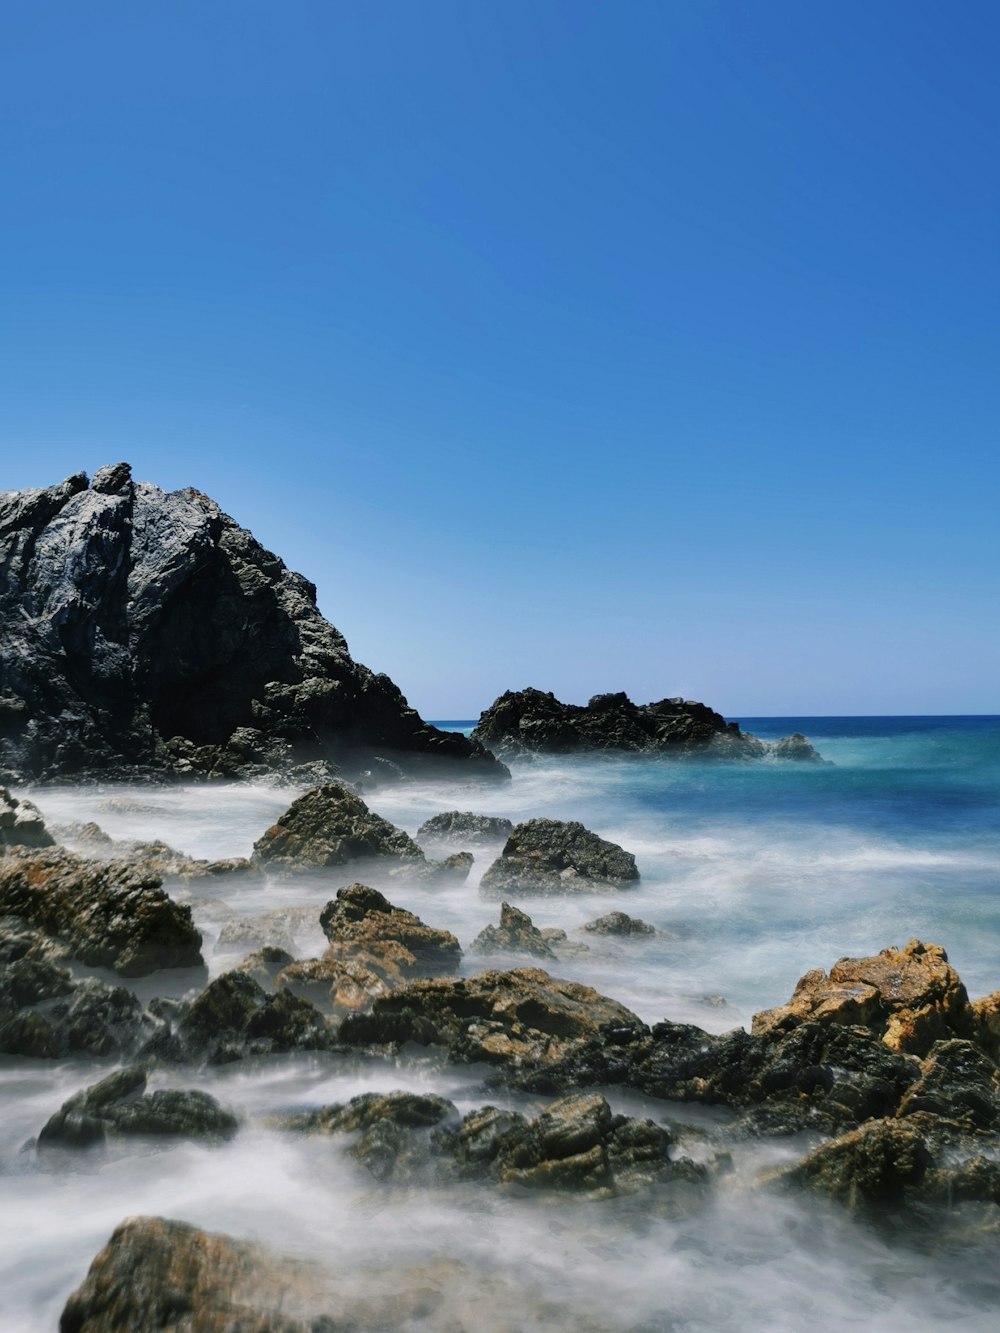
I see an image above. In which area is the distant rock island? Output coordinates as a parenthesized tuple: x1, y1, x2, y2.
(0, 464, 507, 785)
(472, 687, 824, 761)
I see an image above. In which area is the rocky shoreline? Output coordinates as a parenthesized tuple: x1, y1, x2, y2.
(1, 784, 999, 1328)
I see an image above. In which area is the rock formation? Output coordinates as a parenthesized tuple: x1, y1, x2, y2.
(416, 811, 515, 847)
(472, 687, 824, 761)
(251, 783, 423, 872)
(479, 818, 640, 897)
(0, 464, 507, 785)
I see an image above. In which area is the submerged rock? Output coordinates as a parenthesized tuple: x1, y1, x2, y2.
(0, 464, 507, 785)
(252, 783, 423, 872)
(0, 788, 54, 850)
(479, 819, 639, 897)
(472, 687, 824, 762)
(339, 966, 647, 1071)
(752, 939, 973, 1056)
(38, 1066, 238, 1148)
(582, 911, 655, 936)
(416, 811, 514, 847)
(0, 848, 202, 975)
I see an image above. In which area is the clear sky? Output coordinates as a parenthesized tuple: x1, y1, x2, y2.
(2, 1, 997, 718)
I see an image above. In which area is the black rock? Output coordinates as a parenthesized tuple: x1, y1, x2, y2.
(38, 1066, 239, 1148)
(416, 811, 515, 847)
(472, 687, 823, 762)
(479, 819, 639, 897)
(0, 465, 508, 785)
(471, 903, 557, 960)
(252, 783, 424, 872)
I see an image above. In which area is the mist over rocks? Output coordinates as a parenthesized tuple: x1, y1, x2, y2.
(472, 687, 825, 761)
(252, 783, 424, 872)
(0, 464, 508, 786)
(479, 818, 640, 897)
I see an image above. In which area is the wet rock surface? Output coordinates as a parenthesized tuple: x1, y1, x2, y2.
(0, 465, 507, 786)
(480, 819, 639, 897)
(472, 687, 824, 761)
(38, 1066, 239, 1148)
(582, 911, 655, 936)
(471, 902, 558, 959)
(0, 848, 203, 975)
(252, 783, 423, 872)
(339, 966, 647, 1071)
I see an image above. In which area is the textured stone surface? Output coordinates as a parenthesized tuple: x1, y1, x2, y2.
(479, 819, 639, 897)
(582, 911, 655, 936)
(0, 787, 54, 850)
(0, 848, 202, 975)
(751, 939, 972, 1055)
(472, 687, 824, 761)
(339, 966, 647, 1071)
(471, 902, 557, 959)
(416, 811, 514, 847)
(0, 465, 507, 784)
(252, 784, 423, 871)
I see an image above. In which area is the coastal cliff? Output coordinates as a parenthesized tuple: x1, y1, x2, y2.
(0, 464, 506, 785)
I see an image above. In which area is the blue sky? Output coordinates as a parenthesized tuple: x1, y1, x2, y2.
(2, 1, 997, 717)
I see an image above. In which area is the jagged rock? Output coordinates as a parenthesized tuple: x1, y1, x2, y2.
(0, 787, 54, 850)
(752, 940, 973, 1056)
(163, 969, 335, 1065)
(471, 903, 557, 959)
(237, 946, 296, 991)
(38, 1066, 239, 1148)
(339, 967, 647, 1072)
(472, 687, 824, 762)
(277, 884, 461, 1014)
(782, 1117, 934, 1209)
(0, 465, 507, 785)
(59, 1216, 328, 1333)
(897, 1039, 1000, 1129)
(0, 914, 69, 965)
(972, 990, 1000, 1062)
(252, 784, 423, 872)
(54, 979, 156, 1059)
(582, 911, 655, 936)
(0, 953, 73, 1006)
(0, 848, 202, 975)
(416, 812, 514, 847)
(479, 819, 639, 897)
(388, 851, 474, 886)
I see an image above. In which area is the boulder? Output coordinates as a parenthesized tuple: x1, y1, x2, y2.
(770, 733, 825, 762)
(782, 1117, 934, 1210)
(751, 940, 973, 1056)
(339, 966, 647, 1071)
(0, 787, 54, 850)
(0, 465, 507, 785)
(416, 812, 514, 847)
(59, 1216, 326, 1333)
(471, 903, 557, 960)
(0, 848, 203, 975)
(471, 687, 823, 762)
(277, 884, 461, 1015)
(0, 976, 158, 1061)
(252, 784, 423, 872)
(479, 819, 639, 897)
(896, 1039, 1000, 1129)
(582, 911, 655, 936)
(38, 1066, 238, 1148)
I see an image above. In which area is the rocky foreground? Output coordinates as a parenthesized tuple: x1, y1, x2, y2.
(0, 465, 506, 786)
(3, 787, 999, 1328)
(473, 687, 824, 761)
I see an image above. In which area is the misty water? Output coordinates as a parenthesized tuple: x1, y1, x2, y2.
(4, 716, 1000, 1329)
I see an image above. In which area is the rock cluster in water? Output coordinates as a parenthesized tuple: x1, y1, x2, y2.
(0, 464, 507, 785)
(472, 687, 824, 760)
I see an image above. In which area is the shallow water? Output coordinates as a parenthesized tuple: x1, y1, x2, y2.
(6, 716, 1000, 1329)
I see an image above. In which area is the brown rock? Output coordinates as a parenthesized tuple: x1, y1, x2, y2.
(782, 1117, 933, 1210)
(0, 848, 202, 976)
(752, 940, 972, 1056)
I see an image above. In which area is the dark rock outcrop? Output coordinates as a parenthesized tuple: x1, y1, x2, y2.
(472, 687, 824, 762)
(416, 811, 515, 847)
(0, 976, 158, 1061)
(339, 966, 647, 1072)
(0, 848, 202, 975)
(252, 783, 423, 872)
(0, 465, 507, 785)
(479, 819, 639, 897)
(582, 911, 656, 936)
(0, 787, 54, 850)
(38, 1066, 238, 1148)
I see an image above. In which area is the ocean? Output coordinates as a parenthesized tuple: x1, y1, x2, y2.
(4, 715, 999, 1329)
